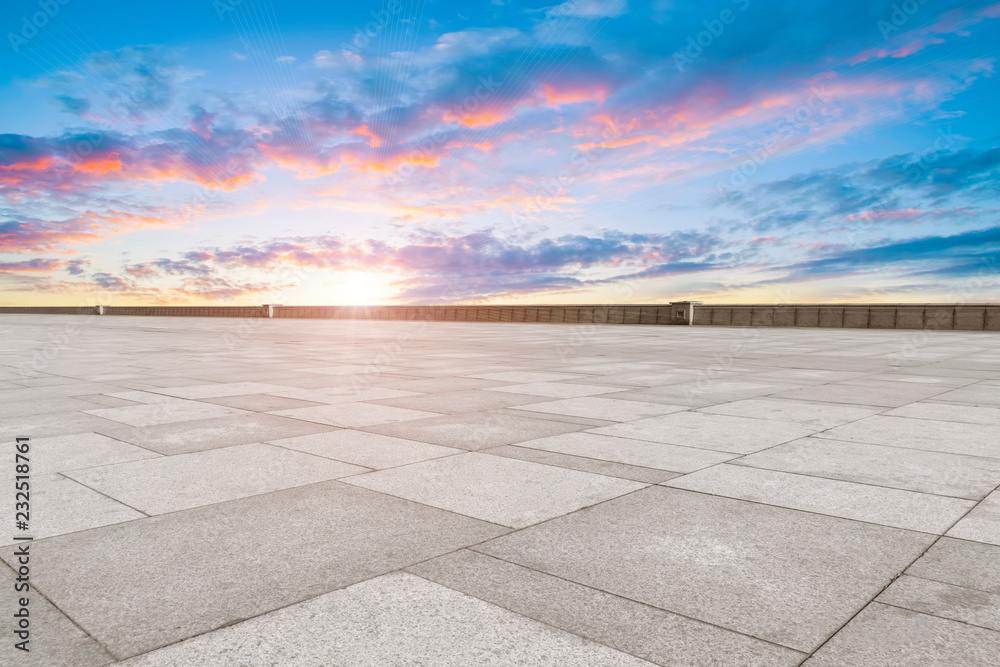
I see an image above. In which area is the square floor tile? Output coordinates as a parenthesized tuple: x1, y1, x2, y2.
(877, 575, 1000, 632)
(364, 411, 590, 449)
(153, 382, 294, 399)
(948, 490, 1000, 546)
(816, 415, 1000, 459)
(408, 550, 805, 666)
(268, 430, 462, 469)
(22, 432, 159, 474)
(805, 603, 1000, 666)
(512, 397, 686, 422)
(476, 486, 933, 652)
(735, 438, 1000, 499)
(591, 412, 818, 454)
(486, 382, 630, 398)
(666, 464, 975, 533)
(906, 537, 1000, 593)
(64, 443, 368, 514)
(115, 573, 651, 666)
(0, 481, 507, 659)
(1, 473, 144, 545)
(344, 452, 645, 528)
(200, 393, 327, 412)
(886, 402, 1000, 425)
(84, 400, 250, 427)
(370, 389, 545, 414)
(698, 398, 883, 428)
(517, 431, 736, 473)
(94, 413, 339, 455)
(273, 402, 442, 427)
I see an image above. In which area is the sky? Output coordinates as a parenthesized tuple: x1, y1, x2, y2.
(0, 0, 999, 306)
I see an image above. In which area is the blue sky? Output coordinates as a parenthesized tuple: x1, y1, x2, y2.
(1, 0, 998, 305)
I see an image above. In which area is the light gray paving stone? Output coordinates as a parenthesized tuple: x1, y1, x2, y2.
(698, 398, 883, 428)
(906, 537, 1000, 593)
(931, 384, 1000, 406)
(1, 473, 144, 545)
(267, 429, 462, 468)
(93, 413, 339, 455)
(487, 382, 631, 398)
(151, 382, 295, 399)
(734, 438, 1000, 500)
(496, 407, 616, 427)
(610, 381, 788, 408)
(470, 371, 587, 382)
(408, 550, 805, 667)
(512, 396, 686, 421)
(345, 451, 645, 528)
(22, 432, 159, 474)
(369, 376, 511, 392)
(770, 382, 949, 407)
(476, 486, 934, 652)
(310, 385, 421, 402)
(0, 562, 115, 666)
(0, 396, 98, 418)
(64, 443, 368, 514)
(815, 415, 1000, 458)
(74, 394, 142, 408)
(370, 389, 546, 414)
(948, 490, 1000, 546)
(517, 431, 736, 472)
(482, 445, 682, 483)
(83, 400, 250, 427)
(591, 412, 818, 454)
(118, 572, 654, 666)
(665, 464, 975, 533)
(273, 401, 441, 427)
(364, 410, 590, 449)
(886, 401, 1000, 425)
(0, 481, 507, 659)
(804, 603, 1000, 666)
(200, 393, 327, 412)
(877, 575, 1000, 632)
(0, 412, 122, 441)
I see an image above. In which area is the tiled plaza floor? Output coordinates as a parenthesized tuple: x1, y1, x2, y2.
(2, 314, 1000, 665)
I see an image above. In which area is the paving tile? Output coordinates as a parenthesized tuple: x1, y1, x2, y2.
(770, 382, 949, 407)
(610, 381, 788, 408)
(906, 537, 1000, 593)
(345, 452, 644, 528)
(666, 464, 975, 533)
(886, 402, 1000, 425)
(1, 473, 144, 545)
(20, 432, 159, 474)
(64, 443, 367, 514)
(364, 411, 590, 449)
(0, 562, 114, 666)
(516, 431, 736, 472)
(948, 490, 1000, 545)
(75, 394, 143, 408)
(0, 412, 122, 441)
(118, 573, 653, 666)
(482, 445, 681, 483)
(931, 384, 1000, 406)
(93, 413, 339, 455)
(372, 377, 511, 392)
(272, 402, 441, 427)
(512, 396, 686, 421)
(151, 382, 295, 399)
(409, 550, 805, 667)
(804, 603, 1000, 666)
(477, 486, 932, 652)
(815, 415, 1000, 459)
(0, 481, 507, 659)
(591, 412, 818, 454)
(487, 382, 630, 398)
(698, 398, 883, 428)
(0, 396, 98, 418)
(267, 429, 462, 468)
(199, 393, 327, 412)
(84, 400, 250, 427)
(370, 389, 545, 414)
(470, 371, 587, 382)
(735, 438, 1000, 499)
(877, 575, 1000, 632)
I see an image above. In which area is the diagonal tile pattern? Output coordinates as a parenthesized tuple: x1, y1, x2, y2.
(1, 314, 999, 664)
